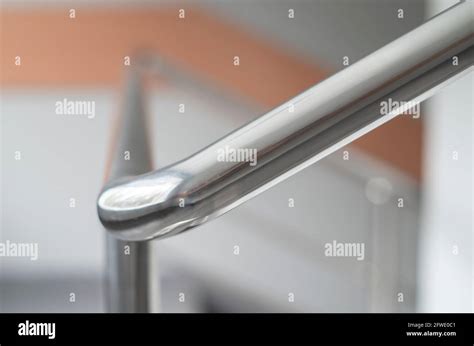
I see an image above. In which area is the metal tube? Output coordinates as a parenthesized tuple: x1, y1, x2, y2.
(98, 1, 473, 242)
(104, 70, 159, 312)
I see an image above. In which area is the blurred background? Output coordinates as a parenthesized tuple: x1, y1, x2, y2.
(0, 0, 472, 312)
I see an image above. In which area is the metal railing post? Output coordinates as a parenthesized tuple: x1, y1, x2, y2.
(104, 69, 159, 312)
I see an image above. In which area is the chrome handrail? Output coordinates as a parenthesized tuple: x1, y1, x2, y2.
(98, 1, 473, 244)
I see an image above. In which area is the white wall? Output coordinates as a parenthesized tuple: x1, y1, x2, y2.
(418, 0, 473, 313)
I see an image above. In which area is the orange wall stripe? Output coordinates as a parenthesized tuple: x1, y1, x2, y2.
(0, 6, 422, 180)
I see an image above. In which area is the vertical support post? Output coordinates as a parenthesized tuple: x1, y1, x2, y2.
(104, 68, 159, 312)
(106, 239, 159, 312)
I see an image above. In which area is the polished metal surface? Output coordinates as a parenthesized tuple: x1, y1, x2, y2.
(105, 71, 160, 312)
(98, 1, 473, 242)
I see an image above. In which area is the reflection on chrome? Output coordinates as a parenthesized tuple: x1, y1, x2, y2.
(98, 1, 473, 242)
